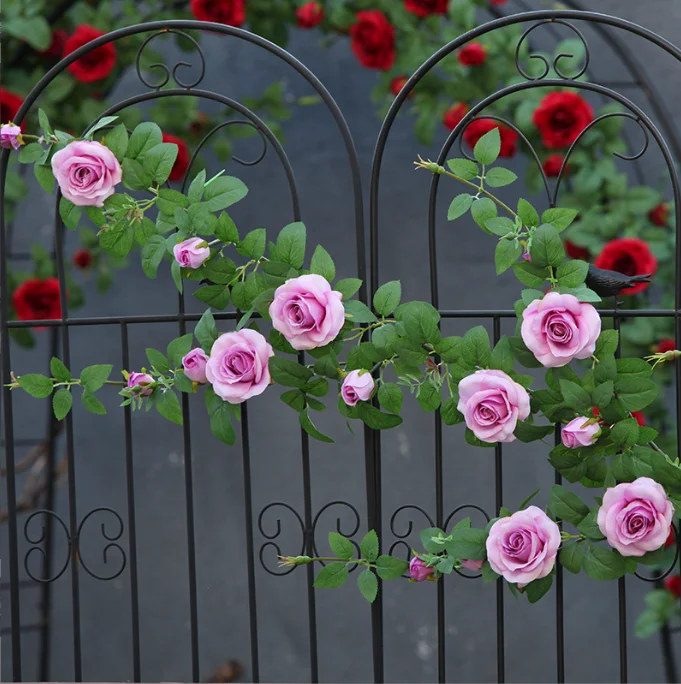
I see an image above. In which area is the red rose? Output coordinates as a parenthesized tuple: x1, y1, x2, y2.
(296, 2, 323, 28)
(543, 154, 569, 177)
(39, 29, 69, 58)
(73, 249, 93, 269)
(390, 76, 410, 97)
(443, 103, 469, 131)
(12, 278, 62, 326)
(63, 25, 117, 83)
(404, 0, 448, 17)
(665, 575, 681, 598)
(564, 240, 589, 261)
(490, 0, 509, 4)
(532, 91, 594, 149)
(464, 119, 518, 157)
(649, 203, 669, 226)
(190, 0, 246, 25)
(458, 42, 487, 67)
(665, 527, 677, 549)
(657, 339, 676, 354)
(0, 89, 24, 129)
(350, 11, 395, 71)
(632, 411, 646, 427)
(162, 132, 190, 182)
(594, 238, 657, 296)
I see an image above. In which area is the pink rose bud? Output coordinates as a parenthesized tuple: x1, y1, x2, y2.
(486, 506, 560, 587)
(205, 329, 274, 404)
(182, 348, 209, 383)
(597, 477, 674, 557)
(269, 274, 345, 351)
(457, 369, 530, 443)
(521, 292, 601, 368)
(341, 369, 375, 406)
(127, 371, 155, 396)
(409, 556, 435, 582)
(173, 237, 210, 269)
(561, 416, 601, 448)
(51, 140, 122, 207)
(460, 558, 484, 571)
(522, 252, 532, 262)
(0, 123, 23, 150)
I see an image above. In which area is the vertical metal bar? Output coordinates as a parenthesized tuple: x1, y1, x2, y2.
(660, 620, 679, 683)
(121, 323, 142, 681)
(554, 427, 565, 683)
(493, 317, 504, 684)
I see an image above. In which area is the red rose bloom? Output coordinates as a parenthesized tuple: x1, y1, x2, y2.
(162, 132, 190, 182)
(12, 278, 62, 326)
(390, 76, 410, 97)
(594, 238, 657, 296)
(657, 338, 676, 354)
(632, 411, 646, 427)
(665, 528, 677, 549)
(296, 2, 323, 28)
(190, 0, 246, 25)
(404, 0, 448, 17)
(464, 119, 518, 157)
(39, 29, 69, 58)
(350, 11, 395, 71)
(458, 42, 487, 67)
(532, 91, 594, 149)
(443, 103, 469, 131)
(0, 89, 24, 129)
(564, 241, 589, 261)
(543, 154, 569, 177)
(649, 203, 669, 226)
(63, 25, 117, 83)
(73, 249, 93, 269)
(665, 575, 681, 598)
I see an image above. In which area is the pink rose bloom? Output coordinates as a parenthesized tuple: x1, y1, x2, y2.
(269, 274, 345, 351)
(486, 506, 561, 586)
(457, 369, 530, 443)
(182, 348, 208, 383)
(341, 369, 375, 406)
(51, 140, 122, 207)
(521, 292, 601, 368)
(127, 371, 154, 396)
(409, 556, 434, 582)
(561, 416, 601, 448)
(597, 477, 674, 557)
(205, 329, 274, 404)
(173, 237, 210, 269)
(460, 559, 484, 571)
(0, 123, 22, 150)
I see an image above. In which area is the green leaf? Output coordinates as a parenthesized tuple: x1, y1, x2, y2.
(52, 388, 73, 421)
(611, 418, 639, 448)
(594, 355, 617, 384)
(357, 570, 378, 603)
(435, 336, 462, 363)
(542, 208, 578, 232)
(518, 198, 540, 227)
(420, 527, 446, 553)
(447, 158, 478, 179)
(328, 532, 354, 560)
(615, 358, 652, 379)
(513, 261, 548, 288)
(485, 217, 516, 237)
(145, 348, 170, 374)
(102, 123, 128, 161)
(560, 380, 592, 412)
(314, 561, 349, 588)
(360, 530, 379, 562)
(417, 381, 441, 412)
(495, 239, 522, 275)
(592, 380, 614, 409)
(549, 485, 589, 526)
(397, 301, 440, 343)
(80, 364, 112, 392)
(373, 281, 401, 317)
(446, 527, 487, 560)
(548, 445, 588, 482)
(34, 164, 55, 193)
(375, 555, 409, 580)
(300, 407, 334, 443)
(310, 245, 336, 281)
(276, 222, 306, 269)
(203, 257, 237, 285)
(485, 167, 517, 188)
(59, 198, 82, 230)
(576, 510, 605, 541)
(556, 260, 588, 288)
(582, 546, 626, 580)
(596, 330, 619, 357)
(378, 382, 403, 414)
(344, 299, 378, 324)
(84, 116, 119, 139)
(81, 391, 106, 415)
(470, 197, 497, 232)
(85, 206, 106, 228)
(237, 228, 266, 260)
(141, 235, 167, 278)
(474, 127, 501, 165)
(209, 400, 236, 445)
(5, 16, 51, 50)
(127, 122, 163, 160)
(18, 143, 45, 164)
(334, 278, 362, 300)
(514, 420, 554, 442)
(50, 357, 71, 382)
(204, 176, 248, 212)
(462, 325, 491, 367)
(559, 542, 585, 574)
(157, 189, 188, 215)
(156, 390, 183, 425)
(614, 378, 658, 412)
(509, 336, 543, 368)
(122, 157, 152, 190)
(194, 309, 218, 353)
(188, 170, 207, 203)
(167, 334, 194, 366)
(525, 574, 553, 603)
(101, 224, 134, 258)
(270, 356, 313, 388)
(280, 389, 306, 412)
(194, 284, 230, 310)
(215, 212, 239, 243)
(356, 403, 403, 430)
(530, 224, 565, 268)
(447, 193, 474, 221)
(441, 397, 464, 425)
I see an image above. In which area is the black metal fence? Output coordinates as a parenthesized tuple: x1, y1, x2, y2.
(1, 8, 681, 683)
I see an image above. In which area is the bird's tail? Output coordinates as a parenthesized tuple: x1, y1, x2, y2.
(631, 273, 653, 283)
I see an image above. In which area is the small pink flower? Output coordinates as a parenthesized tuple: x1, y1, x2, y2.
(127, 371, 154, 396)
(51, 140, 122, 207)
(409, 556, 434, 582)
(341, 370, 375, 406)
(0, 123, 22, 150)
(173, 237, 210, 269)
(561, 416, 600, 448)
(460, 559, 483, 571)
(182, 348, 208, 383)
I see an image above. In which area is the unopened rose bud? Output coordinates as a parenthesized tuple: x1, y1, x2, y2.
(409, 556, 435, 582)
(278, 555, 312, 567)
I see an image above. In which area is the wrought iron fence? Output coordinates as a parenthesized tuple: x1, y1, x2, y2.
(1, 8, 681, 683)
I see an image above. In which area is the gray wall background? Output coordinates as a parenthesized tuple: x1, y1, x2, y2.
(3, 1, 681, 681)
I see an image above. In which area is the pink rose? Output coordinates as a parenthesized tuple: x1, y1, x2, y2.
(269, 274, 345, 351)
(205, 329, 274, 404)
(127, 371, 155, 396)
(457, 369, 530, 443)
(341, 370, 375, 406)
(182, 348, 208, 383)
(460, 559, 483, 571)
(561, 416, 601, 448)
(597, 477, 674, 557)
(486, 506, 561, 586)
(409, 556, 434, 582)
(173, 237, 210, 269)
(521, 292, 601, 368)
(0, 123, 22, 150)
(51, 140, 122, 207)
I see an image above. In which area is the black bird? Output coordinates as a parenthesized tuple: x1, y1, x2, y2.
(585, 263, 653, 298)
